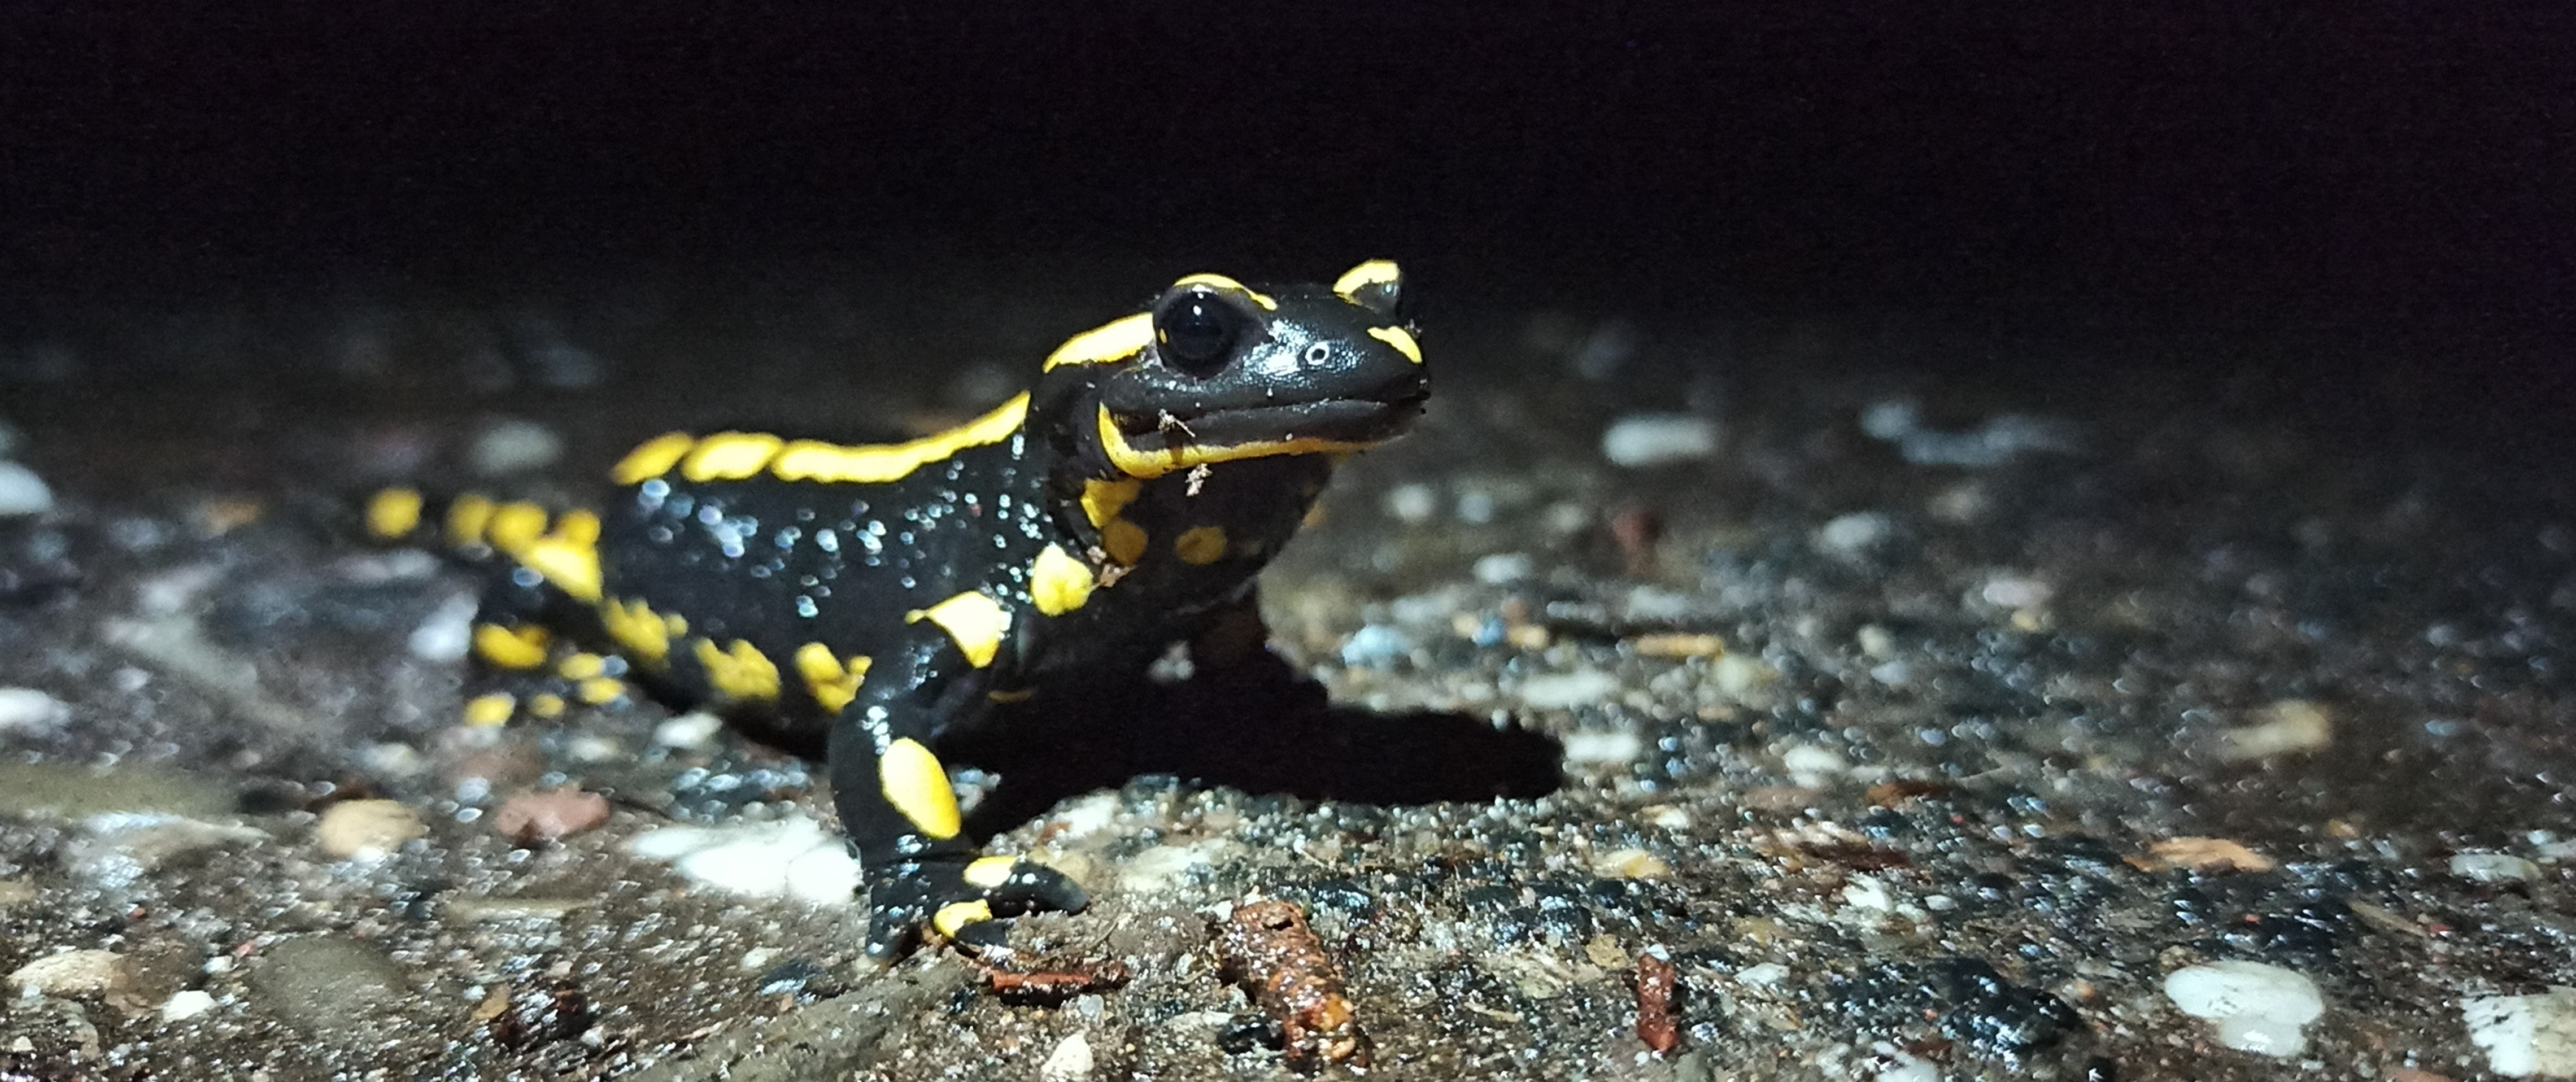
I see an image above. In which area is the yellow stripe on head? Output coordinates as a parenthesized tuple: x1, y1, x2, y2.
(365, 487, 424, 539)
(1367, 325, 1423, 364)
(880, 737, 962, 840)
(1042, 313, 1154, 370)
(1333, 259, 1403, 302)
(905, 591, 1010, 669)
(1097, 404, 1378, 480)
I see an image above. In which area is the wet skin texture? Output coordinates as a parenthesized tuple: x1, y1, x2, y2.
(372, 261, 1425, 958)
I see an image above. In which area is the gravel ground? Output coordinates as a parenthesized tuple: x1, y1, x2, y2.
(0, 268, 2569, 1080)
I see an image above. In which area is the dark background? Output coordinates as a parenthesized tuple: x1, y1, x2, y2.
(3, 5, 2570, 421)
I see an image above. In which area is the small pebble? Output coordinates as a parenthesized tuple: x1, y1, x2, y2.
(1781, 744, 1851, 787)
(467, 418, 565, 476)
(1338, 625, 1414, 668)
(1602, 414, 1720, 468)
(1518, 668, 1619, 710)
(251, 936, 406, 1038)
(1561, 729, 1645, 765)
(2465, 989, 2576, 1078)
(315, 799, 427, 859)
(2163, 959, 2325, 1057)
(0, 461, 53, 517)
(8, 949, 130, 998)
(653, 712, 726, 748)
(1814, 512, 1893, 557)
(160, 988, 217, 1022)
(1472, 552, 1535, 584)
(1383, 483, 1439, 523)
(0, 687, 71, 735)
(1591, 848, 1670, 879)
(2216, 700, 2333, 761)
(2451, 851, 2542, 884)
(407, 594, 479, 662)
(1040, 1030, 1095, 1082)
(627, 815, 860, 905)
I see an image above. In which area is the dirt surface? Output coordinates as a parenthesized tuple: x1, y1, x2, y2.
(1, 267, 2570, 1080)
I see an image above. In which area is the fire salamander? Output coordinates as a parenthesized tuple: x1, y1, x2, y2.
(367, 261, 1426, 959)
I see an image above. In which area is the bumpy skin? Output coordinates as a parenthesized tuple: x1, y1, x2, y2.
(388, 262, 1426, 958)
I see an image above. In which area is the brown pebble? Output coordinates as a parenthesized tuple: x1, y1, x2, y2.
(489, 787, 611, 844)
(1634, 949, 1680, 1053)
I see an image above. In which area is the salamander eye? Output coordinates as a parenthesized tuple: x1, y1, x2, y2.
(1154, 290, 1246, 376)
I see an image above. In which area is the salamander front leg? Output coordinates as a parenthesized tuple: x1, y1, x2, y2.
(827, 694, 1088, 961)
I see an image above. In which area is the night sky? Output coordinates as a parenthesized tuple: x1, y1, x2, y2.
(4, 6, 2569, 406)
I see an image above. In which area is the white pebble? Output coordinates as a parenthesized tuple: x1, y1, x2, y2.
(0, 688, 71, 736)
(1472, 552, 1535, 584)
(2466, 989, 2576, 1078)
(1383, 483, 1439, 523)
(9, 949, 129, 998)
(1517, 668, 1619, 710)
(628, 815, 859, 904)
(2452, 851, 2542, 883)
(160, 988, 217, 1023)
(1733, 962, 1789, 987)
(407, 594, 480, 662)
(1781, 744, 1850, 787)
(2162, 960, 2325, 1058)
(1040, 1031, 1095, 1082)
(1601, 414, 1720, 468)
(653, 712, 726, 748)
(2215, 700, 2333, 762)
(1980, 574, 2054, 609)
(1560, 729, 1645, 765)
(1049, 793, 1119, 838)
(1814, 512, 1893, 556)
(0, 461, 53, 517)
(468, 418, 565, 477)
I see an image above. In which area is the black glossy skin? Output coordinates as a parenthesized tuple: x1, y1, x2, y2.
(594, 267, 1424, 958)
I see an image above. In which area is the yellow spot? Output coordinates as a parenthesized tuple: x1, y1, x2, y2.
(1103, 520, 1148, 566)
(444, 494, 496, 547)
(931, 900, 993, 940)
(600, 597, 675, 665)
(1367, 325, 1423, 364)
(612, 432, 695, 485)
(1097, 404, 1379, 480)
(1173, 525, 1228, 566)
(1080, 478, 1141, 529)
(987, 687, 1035, 704)
(1029, 544, 1096, 616)
(1333, 259, 1404, 302)
(880, 737, 961, 840)
(529, 693, 567, 719)
(906, 591, 1009, 669)
(681, 432, 785, 482)
(1171, 272, 1278, 311)
(576, 677, 626, 705)
(1042, 312, 1154, 370)
(793, 642, 873, 713)
(485, 501, 550, 554)
(692, 638, 781, 701)
(962, 856, 1019, 889)
(768, 394, 1029, 485)
(513, 509, 604, 603)
(463, 692, 516, 727)
(557, 652, 606, 680)
(473, 623, 552, 669)
(365, 487, 424, 539)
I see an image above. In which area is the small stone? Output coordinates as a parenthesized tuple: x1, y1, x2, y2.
(1601, 414, 1720, 468)
(160, 988, 217, 1022)
(627, 815, 859, 905)
(1591, 848, 1670, 879)
(489, 788, 611, 843)
(652, 712, 726, 748)
(8, 949, 130, 998)
(1518, 668, 1619, 710)
(1781, 744, 1851, 787)
(1814, 512, 1892, 557)
(0, 687, 71, 735)
(2451, 851, 2542, 883)
(2143, 837, 2278, 874)
(1583, 935, 1629, 969)
(1040, 1030, 1095, 1082)
(2215, 700, 2333, 761)
(0, 461, 53, 517)
(1472, 552, 1535, 584)
(1632, 632, 1724, 658)
(1383, 483, 1439, 523)
(2465, 989, 2576, 1078)
(467, 418, 565, 476)
(1561, 729, 1644, 765)
(315, 799, 426, 859)
(251, 936, 406, 1038)
(2163, 960, 2326, 1058)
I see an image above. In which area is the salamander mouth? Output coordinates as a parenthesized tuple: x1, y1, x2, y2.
(1096, 392, 1428, 479)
